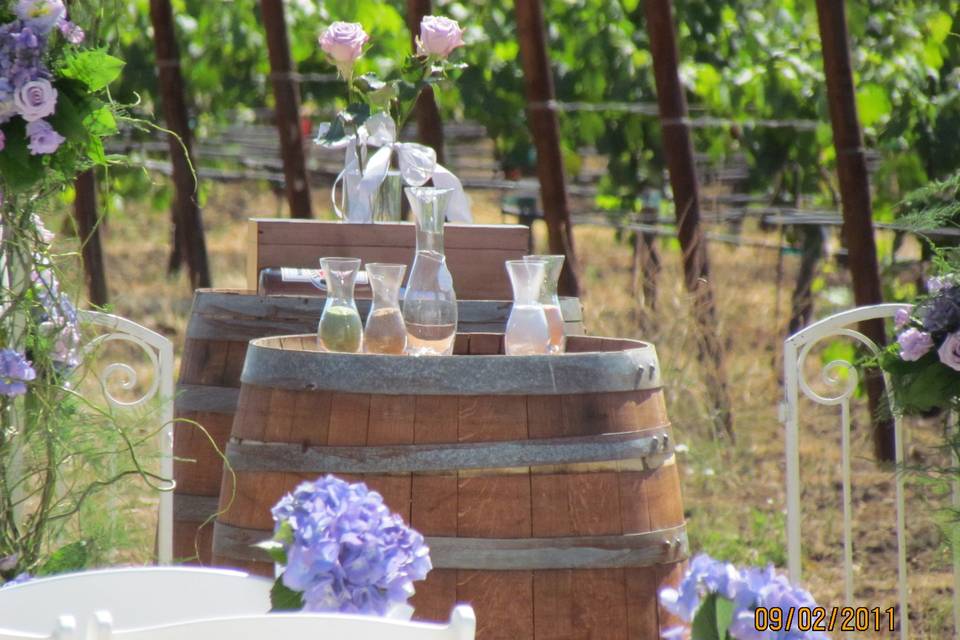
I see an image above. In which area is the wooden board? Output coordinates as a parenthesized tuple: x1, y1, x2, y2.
(246, 219, 530, 300)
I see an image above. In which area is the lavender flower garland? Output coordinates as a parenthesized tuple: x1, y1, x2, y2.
(0, 1, 85, 156)
(267, 475, 432, 616)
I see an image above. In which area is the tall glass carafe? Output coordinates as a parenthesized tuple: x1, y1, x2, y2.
(504, 260, 550, 356)
(524, 254, 566, 354)
(403, 187, 458, 356)
(365, 263, 407, 354)
(317, 257, 363, 353)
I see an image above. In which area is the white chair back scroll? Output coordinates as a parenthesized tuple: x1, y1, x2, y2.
(781, 303, 960, 639)
(77, 311, 174, 564)
(0, 615, 78, 640)
(0, 567, 271, 633)
(84, 606, 476, 640)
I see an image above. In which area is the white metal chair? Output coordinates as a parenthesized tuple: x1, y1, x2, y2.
(77, 311, 174, 564)
(83, 606, 476, 640)
(0, 567, 271, 633)
(781, 303, 960, 639)
(0, 616, 79, 640)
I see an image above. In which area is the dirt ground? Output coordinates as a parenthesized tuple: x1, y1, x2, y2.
(62, 173, 957, 638)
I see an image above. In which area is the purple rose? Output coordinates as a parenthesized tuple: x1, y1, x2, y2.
(319, 22, 368, 78)
(938, 332, 960, 372)
(14, 79, 58, 122)
(26, 119, 64, 155)
(417, 16, 465, 58)
(898, 328, 934, 361)
(15, 0, 66, 34)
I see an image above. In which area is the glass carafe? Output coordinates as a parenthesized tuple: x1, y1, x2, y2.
(372, 170, 403, 222)
(317, 257, 363, 353)
(365, 263, 407, 354)
(403, 187, 458, 356)
(524, 254, 566, 354)
(504, 260, 550, 356)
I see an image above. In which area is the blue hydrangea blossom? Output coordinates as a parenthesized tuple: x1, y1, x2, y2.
(271, 475, 432, 615)
(660, 553, 829, 640)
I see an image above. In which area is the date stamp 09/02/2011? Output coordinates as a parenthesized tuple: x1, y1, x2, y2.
(754, 606, 897, 633)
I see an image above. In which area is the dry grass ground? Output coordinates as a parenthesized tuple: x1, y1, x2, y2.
(57, 179, 956, 638)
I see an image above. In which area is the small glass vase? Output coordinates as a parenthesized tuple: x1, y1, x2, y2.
(317, 257, 363, 353)
(504, 259, 550, 356)
(365, 263, 407, 355)
(524, 254, 566, 354)
(402, 187, 458, 356)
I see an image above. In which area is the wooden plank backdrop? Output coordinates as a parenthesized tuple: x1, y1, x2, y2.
(246, 219, 531, 300)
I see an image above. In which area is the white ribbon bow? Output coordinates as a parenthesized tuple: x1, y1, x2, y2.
(326, 113, 472, 223)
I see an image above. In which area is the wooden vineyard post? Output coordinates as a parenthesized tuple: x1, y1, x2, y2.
(260, 0, 313, 219)
(815, 0, 891, 461)
(514, 0, 580, 296)
(643, 0, 733, 438)
(73, 170, 108, 306)
(406, 0, 447, 165)
(149, 0, 211, 289)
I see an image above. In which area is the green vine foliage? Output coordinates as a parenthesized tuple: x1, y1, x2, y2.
(96, 0, 960, 230)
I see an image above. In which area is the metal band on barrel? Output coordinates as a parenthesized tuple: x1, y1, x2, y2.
(241, 335, 661, 395)
(212, 521, 689, 569)
(225, 427, 672, 474)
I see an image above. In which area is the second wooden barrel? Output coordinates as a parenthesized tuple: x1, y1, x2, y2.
(212, 333, 686, 639)
(173, 290, 584, 563)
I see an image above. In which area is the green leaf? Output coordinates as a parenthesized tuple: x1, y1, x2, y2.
(856, 83, 891, 129)
(86, 136, 106, 165)
(343, 103, 371, 128)
(253, 539, 288, 566)
(270, 576, 304, 612)
(355, 73, 386, 93)
(84, 107, 118, 138)
(61, 50, 125, 91)
(0, 120, 44, 191)
(37, 541, 90, 576)
(690, 593, 736, 640)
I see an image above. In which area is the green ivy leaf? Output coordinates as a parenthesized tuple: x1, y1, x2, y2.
(270, 576, 304, 612)
(84, 107, 118, 138)
(60, 50, 125, 91)
(37, 541, 90, 576)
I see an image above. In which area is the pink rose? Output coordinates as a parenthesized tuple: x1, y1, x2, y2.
(319, 22, 368, 76)
(14, 79, 57, 122)
(938, 331, 960, 371)
(417, 16, 464, 58)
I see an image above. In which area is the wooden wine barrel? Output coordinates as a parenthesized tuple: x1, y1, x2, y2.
(212, 333, 686, 639)
(173, 290, 584, 564)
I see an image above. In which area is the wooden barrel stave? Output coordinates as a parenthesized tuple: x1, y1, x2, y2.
(213, 334, 685, 638)
(174, 291, 584, 563)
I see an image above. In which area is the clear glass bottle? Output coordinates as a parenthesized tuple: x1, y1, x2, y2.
(317, 257, 363, 353)
(364, 263, 407, 354)
(504, 259, 550, 356)
(403, 187, 458, 356)
(524, 254, 566, 354)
